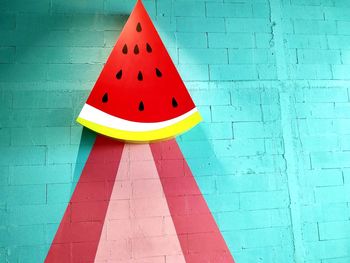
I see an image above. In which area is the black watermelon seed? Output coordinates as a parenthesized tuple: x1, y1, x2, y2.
(139, 101, 144, 111)
(172, 97, 178, 108)
(122, 44, 128, 54)
(116, 69, 122, 79)
(138, 71, 143, 81)
(134, 45, 139, 54)
(102, 93, 108, 103)
(146, 43, 152, 53)
(136, 22, 142, 32)
(156, 68, 162, 77)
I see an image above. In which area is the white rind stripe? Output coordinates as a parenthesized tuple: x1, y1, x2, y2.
(78, 104, 199, 132)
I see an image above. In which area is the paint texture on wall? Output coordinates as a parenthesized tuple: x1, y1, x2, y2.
(1, 0, 350, 262)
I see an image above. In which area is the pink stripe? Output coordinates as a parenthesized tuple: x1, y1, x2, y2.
(150, 139, 235, 263)
(45, 135, 124, 263)
(94, 144, 186, 263)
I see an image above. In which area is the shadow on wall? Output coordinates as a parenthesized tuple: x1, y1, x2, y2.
(71, 128, 96, 194)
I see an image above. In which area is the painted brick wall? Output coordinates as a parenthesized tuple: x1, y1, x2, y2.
(1, 0, 350, 262)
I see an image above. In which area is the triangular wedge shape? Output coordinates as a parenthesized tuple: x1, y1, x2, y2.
(77, 0, 202, 142)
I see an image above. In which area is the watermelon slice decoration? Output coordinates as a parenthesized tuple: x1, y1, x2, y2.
(45, 1, 235, 262)
(76, 0, 202, 143)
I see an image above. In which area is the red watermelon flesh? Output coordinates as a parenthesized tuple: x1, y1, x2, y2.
(77, 0, 201, 142)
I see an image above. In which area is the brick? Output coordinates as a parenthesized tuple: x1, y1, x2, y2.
(265, 138, 284, 154)
(285, 34, 328, 49)
(255, 33, 274, 48)
(283, 5, 324, 19)
(295, 102, 332, 118)
(301, 222, 319, 242)
(0, 64, 47, 82)
(262, 105, 281, 121)
(228, 85, 259, 102)
(0, 146, 46, 165)
(191, 90, 230, 106)
(226, 227, 292, 248)
(218, 209, 290, 231)
(323, 258, 350, 263)
(324, 7, 350, 21)
(229, 48, 275, 64)
(0, 225, 45, 246)
(300, 135, 339, 152)
(174, 1, 205, 17)
(334, 119, 350, 134)
(176, 17, 225, 32)
(0, 47, 15, 64)
(176, 32, 208, 48)
(177, 64, 208, 81)
(333, 65, 350, 80)
(300, 169, 344, 187)
(212, 105, 262, 122)
(291, 64, 332, 80)
(240, 190, 290, 209)
(47, 64, 102, 81)
(0, 166, 9, 185)
(338, 21, 350, 35)
(7, 203, 67, 225)
(304, 239, 350, 260)
(47, 145, 82, 164)
(51, 0, 104, 13)
(291, 0, 322, 5)
(11, 127, 70, 146)
(1, 0, 49, 13)
(210, 65, 257, 80)
(0, 128, 10, 146)
(13, 90, 76, 109)
(341, 50, 350, 64)
(233, 122, 267, 139)
(10, 164, 71, 185)
(299, 88, 348, 102)
(178, 48, 227, 64)
(297, 49, 341, 64)
(339, 135, 350, 150)
(301, 203, 349, 223)
(204, 193, 239, 212)
(252, 3, 270, 18)
(206, 3, 252, 17)
(7, 185, 47, 205)
(216, 172, 285, 193)
(319, 221, 350, 240)
(47, 183, 72, 204)
(208, 33, 255, 48)
(2, 109, 73, 128)
(311, 151, 350, 169)
(296, 20, 337, 35)
(315, 185, 350, 203)
(226, 18, 270, 33)
(212, 139, 265, 157)
(328, 35, 350, 49)
(179, 122, 233, 141)
(0, 14, 16, 30)
(257, 64, 278, 80)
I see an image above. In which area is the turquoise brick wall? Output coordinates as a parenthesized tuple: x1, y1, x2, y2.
(1, 0, 350, 262)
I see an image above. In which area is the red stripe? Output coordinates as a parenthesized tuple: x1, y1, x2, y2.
(45, 135, 124, 263)
(150, 139, 235, 263)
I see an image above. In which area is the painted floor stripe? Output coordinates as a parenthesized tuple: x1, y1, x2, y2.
(45, 135, 124, 263)
(150, 139, 235, 263)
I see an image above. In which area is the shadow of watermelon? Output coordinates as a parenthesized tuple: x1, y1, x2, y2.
(70, 128, 96, 194)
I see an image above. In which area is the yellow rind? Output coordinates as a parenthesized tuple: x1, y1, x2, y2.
(76, 111, 202, 143)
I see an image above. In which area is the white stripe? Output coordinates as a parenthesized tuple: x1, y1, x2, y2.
(78, 104, 198, 132)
